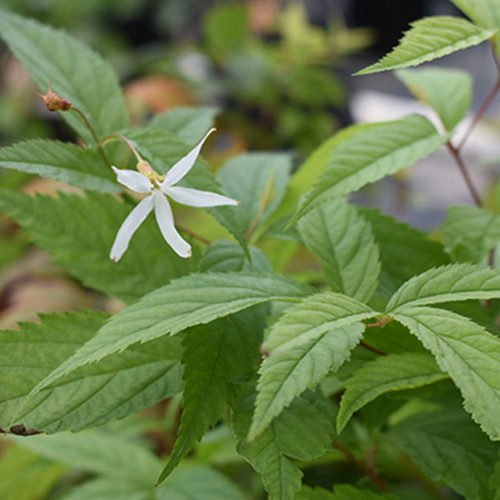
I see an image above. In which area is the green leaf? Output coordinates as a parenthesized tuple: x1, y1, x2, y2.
(359, 208, 450, 297)
(389, 408, 499, 500)
(0, 139, 117, 191)
(332, 485, 398, 499)
(198, 241, 271, 273)
(126, 128, 248, 254)
(296, 486, 335, 500)
(157, 308, 266, 483)
(451, 0, 500, 31)
(396, 67, 473, 130)
(386, 263, 500, 312)
(394, 306, 500, 440)
(233, 388, 335, 500)
(250, 323, 363, 439)
(27, 272, 312, 399)
(337, 353, 446, 433)
(0, 9, 128, 143)
(55, 478, 152, 500)
(298, 198, 380, 301)
(0, 189, 197, 302)
(444, 205, 500, 263)
(490, 459, 500, 500)
(148, 106, 219, 146)
(217, 152, 292, 238)
(292, 115, 446, 223)
(0, 311, 183, 433)
(356, 17, 495, 75)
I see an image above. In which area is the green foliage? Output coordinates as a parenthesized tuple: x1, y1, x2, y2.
(389, 408, 500, 500)
(452, 0, 500, 31)
(357, 16, 495, 75)
(298, 198, 380, 301)
(0, 140, 117, 191)
(394, 306, 500, 440)
(292, 114, 447, 223)
(0, 311, 182, 433)
(337, 353, 446, 433)
(444, 205, 500, 262)
(0, 189, 197, 302)
(0, 8, 128, 144)
(396, 67, 473, 130)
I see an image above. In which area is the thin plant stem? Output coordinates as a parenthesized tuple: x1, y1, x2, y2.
(177, 224, 212, 246)
(360, 341, 387, 356)
(103, 134, 143, 163)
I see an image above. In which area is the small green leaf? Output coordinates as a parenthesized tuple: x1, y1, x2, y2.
(357, 16, 495, 75)
(26, 272, 312, 401)
(292, 115, 446, 223)
(148, 106, 219, 146)
(0, 189, 197, 302)
(0, 311, 183, 433)
(396, 67, 473, 130)
(0, 140, 117, 191)
(386, 263, 500, 312)
(444, 205, 500, 263)
(298, 198, 380, 302)
(389, 408, 499, 500)
(394, 306, 500, 440)
(0, 8, 128, 143)
(337, 353, 446, 433)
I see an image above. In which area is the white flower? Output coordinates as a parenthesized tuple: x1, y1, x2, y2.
(110, 128, 239, 262)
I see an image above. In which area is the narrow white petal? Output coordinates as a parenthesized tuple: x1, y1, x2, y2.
(112, 166, 152, 194)
(110, 195, 155, 262)
(153, 191, 192, 258)
(163, 186, 239, 207)
(160, 128, 216, 188)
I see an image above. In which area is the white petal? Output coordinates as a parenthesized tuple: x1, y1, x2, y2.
(161, 128, 216, 188)
(153, 191, 192, 258)
(112, 166, 152, 194)
(163, 186, 239, 207)
(110, 195, 154, 262)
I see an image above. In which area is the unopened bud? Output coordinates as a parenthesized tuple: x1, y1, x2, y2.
(35, 85, 71, 112)
(137, 160, 156, 178)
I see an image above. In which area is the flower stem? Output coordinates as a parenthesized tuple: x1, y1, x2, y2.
(102, 134, 144, 163)
(359, 341, 387, 356)
(177, 225, 212, 246)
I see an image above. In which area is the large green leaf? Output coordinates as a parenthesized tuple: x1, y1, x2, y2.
(0, 311, 183, 433)
(394, 306, 500, 440)
(389, 408, 499, 500)
(396, 67, 473, 130)
(0, 8, 128, 144)
(451, 0, 500, 31)
(292, 115, 446, 223)
(148, 107, 219, 146)
(356, 17, 495, 75)
(359, 208, 450, 297)
(298, 198, 380, 301)
(233, 388, 335, 500)
(157, 308, 266, 483)
(337, 353, 446, 433)
(25, 272, 312, 400)
(0, 140, 117, 191)
(216, 153, 292, 239)
(386, 263, 500, 312)
(444, 205, 500, 263)
(0, 189, 197, 302)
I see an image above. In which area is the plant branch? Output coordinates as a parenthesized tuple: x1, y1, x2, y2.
(177, 225, 212, 246)
(360, 341, 387, 356)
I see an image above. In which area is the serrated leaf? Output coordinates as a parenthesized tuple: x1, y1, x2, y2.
(148, 106, 219, 146)
(389, 408, 499, 500)
(298, 198, 380, 301)
(233, 388, 335, 500)
(0, 9, 128, 144)
(216, 152, 292, 238)
(157, 308, 266, 483)
(396, 67, 473, 130)
(451, 0, 500, 31)
(359, 208, 450, 297)
(292, 115, 446, 223)
(386, 263, 500, 312)
(0, 140, 117, 191)
(394, 306, 500, 440)
(357, 17, 495, 75)
(444, 205, 500, 263)
(0, 189, 197, 302)
(250, 323, 363, 438)
(333, 485, 398, 499)
(0, 311, 183, 433)
(337, 353, 446, 433)
(26, 272, 312, 401)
